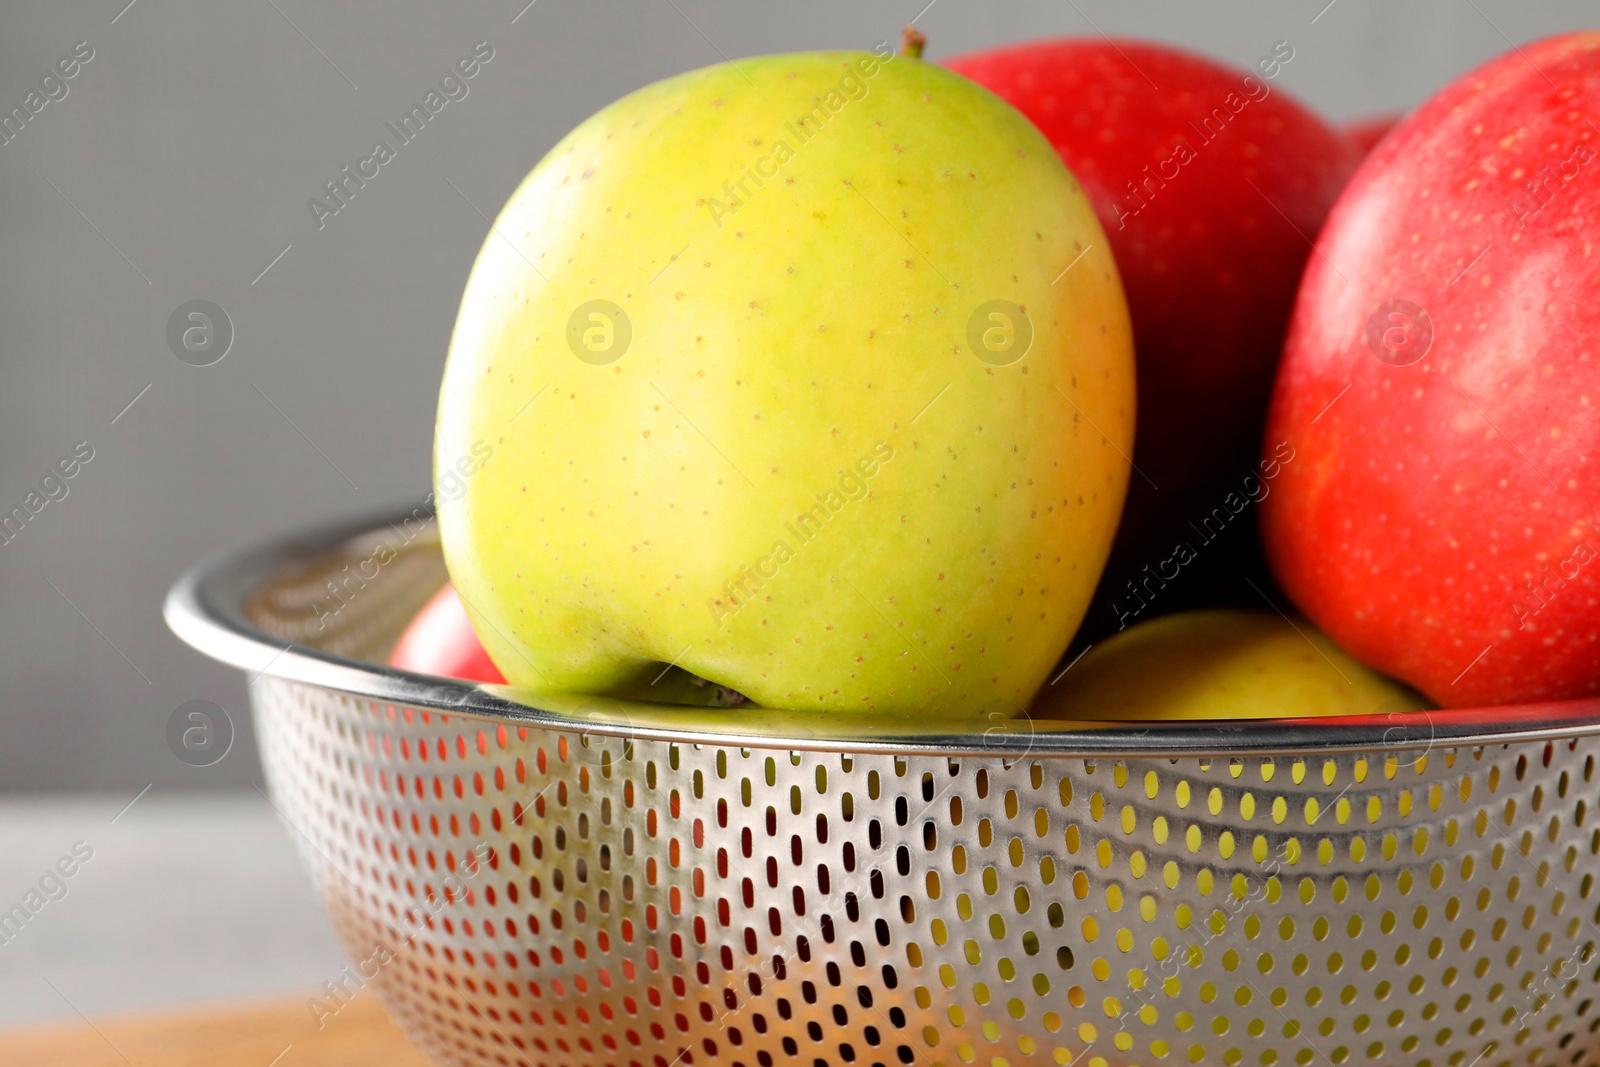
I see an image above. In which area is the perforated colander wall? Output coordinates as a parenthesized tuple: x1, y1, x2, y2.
(254, 677, 1600, 1067)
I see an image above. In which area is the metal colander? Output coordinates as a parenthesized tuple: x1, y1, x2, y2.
(166, 511, 1600, 1067)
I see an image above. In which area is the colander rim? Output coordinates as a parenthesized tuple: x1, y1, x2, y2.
(164, 507, 1600, 758)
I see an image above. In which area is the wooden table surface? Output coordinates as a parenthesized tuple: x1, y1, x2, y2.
(0, 992, 432, 1067)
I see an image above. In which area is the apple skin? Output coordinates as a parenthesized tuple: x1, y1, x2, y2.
(387, 582, 742, 706)
(437, 50, 1135, 715)
(946, 39, 1362, 639)
(1342, 113, 1400, 155)
(388, 583, 506, 684)
(1261, 32, 1600, 708)
(1032, 609, 1426, 721)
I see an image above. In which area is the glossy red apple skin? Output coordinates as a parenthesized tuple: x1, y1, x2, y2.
(946, 39, 1362, 637)
(1262, 32, 1600, 707)
(389, 583, 506, 685)
(1343, 113, 1400, 155)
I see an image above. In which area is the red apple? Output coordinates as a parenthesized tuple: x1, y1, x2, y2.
(1261, 32, 1600, 707)
(1342, 113, 1400, 155)
(389, 583, 505, 684)
(946, 39, 1362, 638)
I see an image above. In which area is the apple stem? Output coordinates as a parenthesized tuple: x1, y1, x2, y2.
(901, 26, 926, 58)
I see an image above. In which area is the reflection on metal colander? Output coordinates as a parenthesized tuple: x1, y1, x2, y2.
(254, 675, 1600, 1067)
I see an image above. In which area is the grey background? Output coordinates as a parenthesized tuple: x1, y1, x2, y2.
(0, 795, 347, 1023)
(1, 0, 1591, 794)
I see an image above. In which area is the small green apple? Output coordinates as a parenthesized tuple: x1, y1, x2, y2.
(1033, 610, 1428, 721)
(437, 45, 1134, 716)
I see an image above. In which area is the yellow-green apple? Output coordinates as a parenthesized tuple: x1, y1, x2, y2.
(1033, 609, 1425, 721)
(436, 46, 1134, 715)
(388, 582, 737, 706)
(945, 40, 1362, 639)
(1262, 32, 1600, 707)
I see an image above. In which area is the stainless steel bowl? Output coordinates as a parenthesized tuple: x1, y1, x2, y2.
(166, 511, 1600, 1067)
